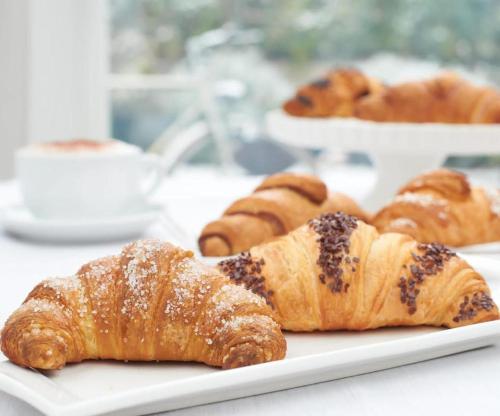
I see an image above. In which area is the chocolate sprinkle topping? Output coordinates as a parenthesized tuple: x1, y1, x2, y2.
(310, 78, 331, 89)
(218, 252, 274, 308)
(308, 212, 358, 294)
(297, 94, 313, 108)
(399, 243, 456, 314)
(453, 292, 495, 323)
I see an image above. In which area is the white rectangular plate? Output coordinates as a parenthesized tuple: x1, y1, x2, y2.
(458, 242, 500, 255)
(1, 255, 500, 416)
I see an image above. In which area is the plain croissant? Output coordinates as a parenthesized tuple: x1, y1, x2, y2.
(354, 72, 500, 123)
(373, 169, 500, 247)
(218, 212, 499, 331)
(1, 240, 286, 370)
(283, 68, 384, 118)
(199, 172, 370, 257)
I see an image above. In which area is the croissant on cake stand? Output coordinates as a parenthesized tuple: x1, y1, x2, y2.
(218, 212, 499, 331)
(355, 72, 500, 124)
(283, 68, 384, 118)
(274, 70, 500, 211)
(283, 69, 500, 124)
(1, 240, 286, 370)
(199, 172, 370, 257)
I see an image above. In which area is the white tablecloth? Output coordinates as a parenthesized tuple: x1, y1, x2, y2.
(1, 166, 499, 416)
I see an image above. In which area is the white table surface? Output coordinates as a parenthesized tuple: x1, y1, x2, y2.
(1, 166, 500, 416)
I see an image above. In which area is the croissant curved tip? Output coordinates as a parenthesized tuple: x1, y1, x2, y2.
(1, 329, 69, 370)
(23, 343, 67, 370)
(221, 341, 285, 369)
(199, 235, 231, 257)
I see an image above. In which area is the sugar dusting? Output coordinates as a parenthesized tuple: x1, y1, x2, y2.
(394, 193, 446, 207)
(213, 284, 266, 314)
(195, 282, 269, 345)
(121, 240, 161, 315)
(437, 211, 448, 220)
(41, 275, 85, 318)
(82, 256, 116, 296)
(24, 298, 63, 315)
(79, 255, 119, 333)
(389, 218, 418, 229)
(162, 254, 269, 347)
(25, 255, 121, 333)
(19, 239, 275, 354)
(163, 256, 212, 320)
(17, 299, 67, 344)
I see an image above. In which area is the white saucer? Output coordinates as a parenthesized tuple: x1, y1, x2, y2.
(1, 204, 163, 244)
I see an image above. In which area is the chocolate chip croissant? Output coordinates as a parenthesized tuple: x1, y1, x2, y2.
(1, 240, 286, 370)
(373, 169, 500, 247)
(218, 213, 499, 331)
(283, 68, 384, 118)
(199, 172, 370, 257)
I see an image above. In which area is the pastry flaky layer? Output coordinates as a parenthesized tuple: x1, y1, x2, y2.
(283, 68, 384, 118)
(373, 169, 500, 247)
(1, 240, 286, 370)
(199, 172, 370, 257)
(283, 69, 500, 124)
(218, 212, 499, 332)
(354, 72, 500, 123)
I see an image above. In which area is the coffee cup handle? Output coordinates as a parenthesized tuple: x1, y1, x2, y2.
(141, 154, 164, 197)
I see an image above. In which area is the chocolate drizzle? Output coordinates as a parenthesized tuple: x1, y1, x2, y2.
(310, 78, 331, 89)
(453, 292, 495, 323)
(218, 252, 274, 307)
(297, 94, 313, 108)
(308, 212, 358, 294)
(399, 243, 456, 314)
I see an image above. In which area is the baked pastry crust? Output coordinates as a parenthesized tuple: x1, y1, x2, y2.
(373, 169, 500, 247)
(199, 172, 370, 256)
(283, 68, 384, 118)
(355, 72, 500, 123)
(219, 212, 499, 331)
(284, 70, 500, 123)
(1, 240, 286, 370)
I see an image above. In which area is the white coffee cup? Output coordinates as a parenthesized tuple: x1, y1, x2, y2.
(15, 139, 164, 219)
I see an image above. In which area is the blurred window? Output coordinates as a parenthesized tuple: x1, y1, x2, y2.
(110, 0, 500, 170)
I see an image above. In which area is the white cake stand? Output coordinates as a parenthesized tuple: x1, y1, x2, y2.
(266, 109, 500, 211)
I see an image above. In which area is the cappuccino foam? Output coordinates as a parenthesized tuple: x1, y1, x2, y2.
(20, 139, 138, 156)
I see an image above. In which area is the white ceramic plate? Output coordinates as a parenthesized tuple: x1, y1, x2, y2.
(0, 255, 499, 416)
(458, 242, 500, 255)
(1, 204, 162, 244)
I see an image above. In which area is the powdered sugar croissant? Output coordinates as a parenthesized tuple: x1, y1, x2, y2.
(218, 213, 499, 331)
(1, 240, 286, 370)
(373, 169, 500, 247)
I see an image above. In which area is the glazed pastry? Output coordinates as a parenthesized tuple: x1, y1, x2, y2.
(218, 212, 499, 331)
(1, 240, 286, 370)
(199, 172, 370, 257)
(283, 68, 384, 117)
(355, 73, 500, 123)
(373, 169, 500, 247)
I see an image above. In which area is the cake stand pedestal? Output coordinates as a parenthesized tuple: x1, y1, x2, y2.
(266, 109, 500, 211)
